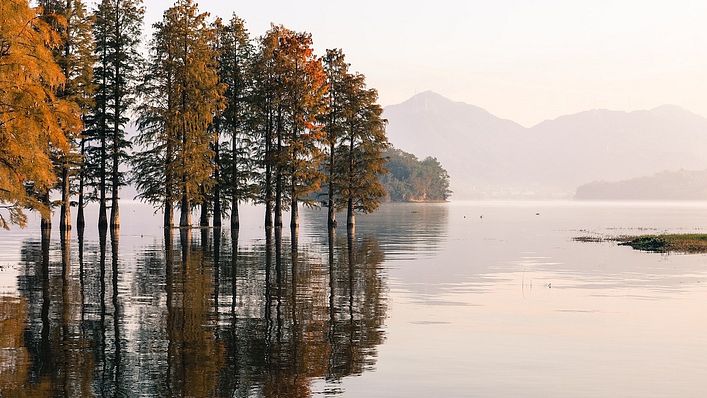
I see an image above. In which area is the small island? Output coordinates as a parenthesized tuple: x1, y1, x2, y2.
(380, 147, 452, 202)
(576, 234, 707, 253)
(618, 234, 707, 253)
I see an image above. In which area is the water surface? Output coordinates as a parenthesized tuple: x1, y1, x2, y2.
(2, 201, 707, 397)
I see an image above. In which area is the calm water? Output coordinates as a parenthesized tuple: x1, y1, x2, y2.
(2, 201, 707, 397)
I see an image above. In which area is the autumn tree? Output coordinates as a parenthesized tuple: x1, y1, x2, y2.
(253, 26, 327, 229)
(133, 4, 180, 228)
(251, 26, 284, 229)
(87, 0, 143, 231)
(321, 49, 349, 228)
(0, 0, 81, 229)
(335, 73, 388, 227)
(133, 0, 224, 229)
(213, 15, 257, 230)
(39, 0, 96, 233)
(277, 30, 328, 229)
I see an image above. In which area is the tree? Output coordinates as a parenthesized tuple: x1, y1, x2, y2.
(254, 26, 327, 229)
(39, 0, 96, 233)
(133, 0, 224, 230)
(0, 0, 81, 229)
(335, 73, 388, 227)
(277, 30, 328, 229)
(87, 0, 143, 231)
(213, 15, 257, 230)
(251, 26, 285, 229)
(322, 49, 349, 228)
(133, 6, 180, 228)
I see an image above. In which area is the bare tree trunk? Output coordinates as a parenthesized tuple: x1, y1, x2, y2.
(165, 135, 174, 229)
(264, 99, 273, 230)
(213, 130, 221, 229)
(274, 108, 283, 228)
(77, 139, 86, 233)
(41, 191, 52, 233)
(328, 141, 336, 228)
(110, 146, 120, 231)
(99, 136, 107, 230)
(200, 192, 209, 228)
(347, 133, 355, 228)
(60, 163, 71, 232)
(290, 195, 298, 229)
(164, 199, 173, 230)
(290, 127, 298, 230)
(180, 195, 191, 228)
(231, 200, 239, 230)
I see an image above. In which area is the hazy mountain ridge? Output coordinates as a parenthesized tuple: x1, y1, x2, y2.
(384, 91, 707, 199)
(575, 169, 707, 200)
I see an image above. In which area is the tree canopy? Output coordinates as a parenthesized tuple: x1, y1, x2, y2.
(0, 0, 81, 229)
(381, 147, 452, 202)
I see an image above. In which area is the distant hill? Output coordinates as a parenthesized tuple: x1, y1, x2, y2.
(575, 170, 707, 200)
(384, 91, 707, 199)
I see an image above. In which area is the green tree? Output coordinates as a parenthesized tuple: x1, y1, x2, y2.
(214, 15, 257, 230)
(321, 49, 349, 228)
(380, 147, 451, 202)
(251, 26, 286, 229)
(87, 0, 143, 232)
(133, 0, 224, 229)
(335, 73, 388, 227)
(133, 5, 180, 228)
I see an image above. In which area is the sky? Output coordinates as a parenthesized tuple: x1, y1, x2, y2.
(140, 0, 707, 127)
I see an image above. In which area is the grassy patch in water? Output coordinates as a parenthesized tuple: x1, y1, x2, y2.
(618, 234, 707, 253)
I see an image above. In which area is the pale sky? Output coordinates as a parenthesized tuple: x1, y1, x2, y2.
(140, 0, 707, 127)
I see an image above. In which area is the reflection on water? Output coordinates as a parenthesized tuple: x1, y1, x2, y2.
(1, 209, 394, 397)
(6, 201, 707, 397)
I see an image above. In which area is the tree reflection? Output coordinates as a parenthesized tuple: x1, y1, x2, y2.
(5, 224, 388, 397)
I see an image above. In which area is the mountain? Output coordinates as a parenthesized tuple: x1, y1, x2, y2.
(384, 92, 707, 199)
(575, 170, 707, 200)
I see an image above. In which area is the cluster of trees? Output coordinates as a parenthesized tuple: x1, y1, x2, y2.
(0, 0, 388, 232)
(381, 147, 452, 202)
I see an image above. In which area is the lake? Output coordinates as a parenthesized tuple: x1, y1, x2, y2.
(2, 201, 707, 397)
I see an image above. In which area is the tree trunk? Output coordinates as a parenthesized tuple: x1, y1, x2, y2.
(290, 195, 298, 229)
(274, 108, 283, 228)
(231, 200, 239, 230)
(60, 164, 71, 232)
(180, 194, 191, 228)
(264, 100, 273, 229)
(327, 141, 336, 228)
(290, 127, 298, 230)
(213, 117, 221, 228)
(164, 199, 173, 230)
(77, 140, 86, 233)
(99, 136, 107, 230)
(347, 198, 355, 228)
(200, 197, 209, 228)
(41, 191, 52, 233)
(165, 140, 174, 229)
(347, 132, 355, 228)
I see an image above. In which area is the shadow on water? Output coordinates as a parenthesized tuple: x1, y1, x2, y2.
(2, 222, 390, 397)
